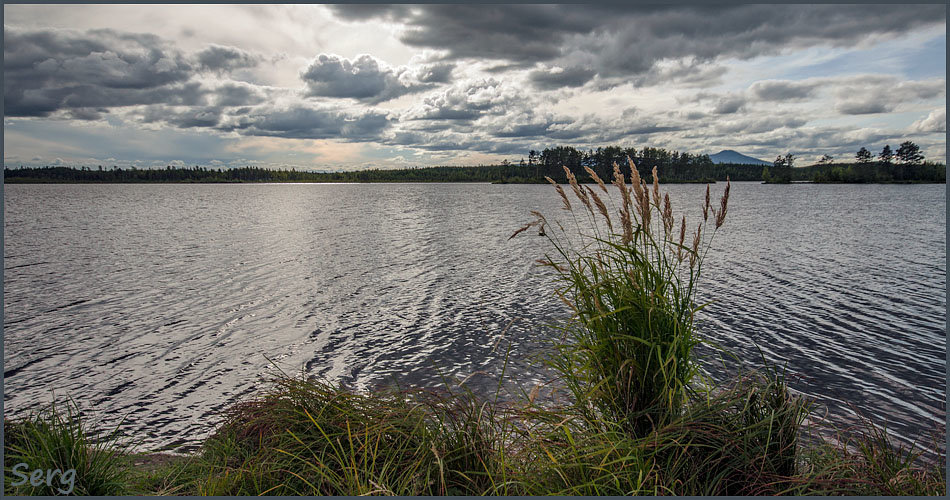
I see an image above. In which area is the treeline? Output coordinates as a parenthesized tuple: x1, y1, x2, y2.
(5, 144, 945, 185)
(523, 145, 760, 182)
(797, 162, 946, 183)
(762, 141, 945, 183)
(3, 164, 553, 184)
(3, 145, 764, 185)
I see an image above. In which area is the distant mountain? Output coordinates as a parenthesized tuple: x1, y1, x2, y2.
(708, 150, 769, 165)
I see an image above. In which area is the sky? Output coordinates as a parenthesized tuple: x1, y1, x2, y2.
(3, 4, 947, 171)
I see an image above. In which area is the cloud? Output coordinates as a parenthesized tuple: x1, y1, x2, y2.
(749, 80, 820, 101)
(301, 53, 444, 103)
(142, 105, 222, 128)
(410, 62, 455, 84)
(712, 95, 747, 114)
(328, 4, 946, 91)
(833, 77, 945, 115)
(529, 65, 596, 90)
(910, 108, 946, 134)
(213, 83, 266, 107)
(4, 26, 201, 117)
(220, 105, 391, 141)
(195, 44, 262, 73)
(403, 78, 523, 121)
(835, 99, 892, 115)
(714, 116, 808, 135)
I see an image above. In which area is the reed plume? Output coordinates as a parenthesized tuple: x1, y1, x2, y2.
(639, 180, 652, 232)
(689, 223, 702, 268)
(715, 178, 731, 229)
(584, 166, 609, 194)
(612, 162, 634, 245)
(564, 166, 592, 215)
(651, 166, 660, 208)
(662, 193, 674, 237)
(586, 185, 613, 232)
(546, 176, 571, 211)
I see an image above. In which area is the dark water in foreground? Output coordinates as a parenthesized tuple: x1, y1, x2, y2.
(3, 182, 946, 454)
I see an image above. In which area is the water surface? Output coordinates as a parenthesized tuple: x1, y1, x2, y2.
(3, 182, 945, 453)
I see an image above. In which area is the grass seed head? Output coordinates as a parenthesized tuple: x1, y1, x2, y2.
(564, 166, 592, 214)
(715, 178, 731, 229)
(663, 193, 674, 237)
(584, 165, 609, 194)
(587, 185, 613, 232)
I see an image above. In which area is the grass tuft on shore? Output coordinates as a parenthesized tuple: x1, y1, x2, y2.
(3, 400, 130, 496)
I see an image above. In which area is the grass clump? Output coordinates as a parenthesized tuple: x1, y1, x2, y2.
(3, 400, 129, 496)
(513, 160, 729, 435)
(184, 376, 513, 495)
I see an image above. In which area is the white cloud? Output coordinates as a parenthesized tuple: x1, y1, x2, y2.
(910, 108, 946, 134)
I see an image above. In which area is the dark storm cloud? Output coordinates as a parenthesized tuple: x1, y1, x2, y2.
(221, 106, 391, 141)
(330, 4, 945, 90)
(4, 26, 198, 116)
(195, 44, 262, 73)
(333, 4, 588, 64)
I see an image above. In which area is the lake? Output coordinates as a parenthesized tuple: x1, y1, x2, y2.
(3, 182, 945, 454)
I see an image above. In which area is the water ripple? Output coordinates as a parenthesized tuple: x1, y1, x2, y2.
(3, 182, 945, 454)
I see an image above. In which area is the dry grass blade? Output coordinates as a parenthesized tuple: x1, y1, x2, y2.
(544, 177, 571, 212)
(715, 178, 731, 229)
(690, 223, 702, 268)
(586, 185, 613, 232)
(652, 166, 660, 207)
(629, 158, 644, 208)
(564, 166, 592, 214)
(703, 184, 711, 222)
(584, 166, 609, 194)
(613, 162, 634, 244)
(509, 220, 540, 240)
(639, 180, 652, 232)
(663, 193, 674, 237)
(677, 216, 686, 262)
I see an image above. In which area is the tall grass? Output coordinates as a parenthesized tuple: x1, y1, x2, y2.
(513, 160, 729, 435)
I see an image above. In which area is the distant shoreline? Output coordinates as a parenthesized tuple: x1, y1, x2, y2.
(4, 162, 945, 184)
(5, 178, 946, 185)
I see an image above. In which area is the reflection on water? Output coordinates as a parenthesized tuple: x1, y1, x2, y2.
(3, 182, 945, 453)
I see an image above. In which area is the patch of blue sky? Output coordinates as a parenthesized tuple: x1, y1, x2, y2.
(714, 27, 945, 91)
(793, 29, 945, 81)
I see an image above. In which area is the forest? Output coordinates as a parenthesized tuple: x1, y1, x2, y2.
(4, 144, 944, 184)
